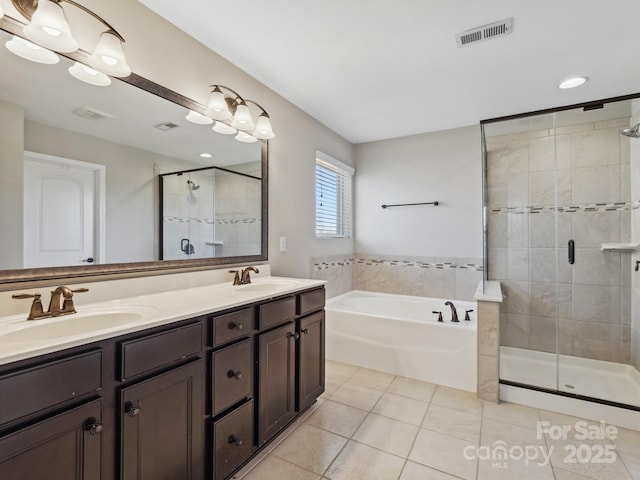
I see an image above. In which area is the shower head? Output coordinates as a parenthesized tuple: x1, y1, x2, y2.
(620, 123, 640, 138)
(187, 180, 200, 190)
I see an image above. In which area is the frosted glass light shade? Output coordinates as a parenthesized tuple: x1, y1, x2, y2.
(0, 6, 4, 19)
(68, 62, 111, 86)
(212, 122, 236, 135)
(230, 103, 254, 130)
(235, 131, 257, 143)
(23, 0, 78, 52)
(186, 110, 213, 125)
(253, 114, 275, 140)
(6, 35, 59, 64)
(88, 31, 131, 77)
(205, 89, 232, 120)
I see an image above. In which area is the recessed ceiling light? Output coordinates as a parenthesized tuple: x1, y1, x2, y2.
(558, 77, 588, 89)
(200, 152, 212, 158)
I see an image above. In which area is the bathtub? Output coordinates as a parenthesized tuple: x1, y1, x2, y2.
(325, 290, 477, 392)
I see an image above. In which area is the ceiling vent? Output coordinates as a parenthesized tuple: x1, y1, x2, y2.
(154, 121, 180, 131)
(456, 18, 514, 47)
(72, 106, 114, 121)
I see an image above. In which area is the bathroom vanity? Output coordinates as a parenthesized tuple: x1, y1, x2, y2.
(0, 278, 325, 480)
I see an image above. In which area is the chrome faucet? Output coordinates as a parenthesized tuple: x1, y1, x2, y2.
(229, 266, 260, 285)
(444, 301, 459, 322)
(12, 286, 89, 320)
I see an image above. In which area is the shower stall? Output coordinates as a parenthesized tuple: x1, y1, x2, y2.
(481, 97, 640, 409)
(159, 165, 262, 260)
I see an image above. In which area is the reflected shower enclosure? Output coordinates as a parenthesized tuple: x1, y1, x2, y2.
(481, 97, 640, 409)
(159, 165, 262, 260)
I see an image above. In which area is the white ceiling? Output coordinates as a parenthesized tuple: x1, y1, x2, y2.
(140, 0, 640, 144)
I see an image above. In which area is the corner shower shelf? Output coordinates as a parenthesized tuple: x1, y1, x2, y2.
(206, 241, 224, 246)
(600, 243, 639, 252)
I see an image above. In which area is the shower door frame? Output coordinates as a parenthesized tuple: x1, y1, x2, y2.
(481, 91, 640, 411)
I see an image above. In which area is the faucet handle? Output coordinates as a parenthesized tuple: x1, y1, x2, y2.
(464, 309, 474, 321)
(61, 288, 89, 314)
(12, 293, 46, 320)
(432, 311, 443, 322)
(229, 270, 241, 285)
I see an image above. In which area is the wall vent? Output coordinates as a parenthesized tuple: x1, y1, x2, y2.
(72, 106, 114, 121)
(456, 18, 513, 47)
(154, 122, 180, 131)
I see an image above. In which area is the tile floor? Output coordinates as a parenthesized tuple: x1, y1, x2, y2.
(233, 360, 640, 480)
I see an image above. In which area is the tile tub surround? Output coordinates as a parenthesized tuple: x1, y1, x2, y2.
(234, 359, 640, 480)
(312, 254, 484, 301)
(486, 118, 634, 364)
(476, 281, 502, 403)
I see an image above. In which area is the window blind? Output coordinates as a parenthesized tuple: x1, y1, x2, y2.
(315, 156, 353, 238)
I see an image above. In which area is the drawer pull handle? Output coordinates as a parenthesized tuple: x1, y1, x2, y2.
(125, 402, 141, 417)
(227, 370, 243, 380)
(287, 332, 300, 340)
(229, 321, 244, 330)
(84, 418, 104, 436)
(301, 328, 309, 335)
(228, 435, 243, 447)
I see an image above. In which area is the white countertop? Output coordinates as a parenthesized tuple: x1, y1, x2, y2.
(0, 276, 325, 366)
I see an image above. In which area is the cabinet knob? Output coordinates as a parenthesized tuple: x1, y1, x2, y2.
(301, 328, 309, 335)
(228, 435, 243, 447)
(84, 418, 104, 435)
(125, 402, 141, 417)
(227, 370, 242, 380)
(287, 332, 300, 340)
(229, 321, 244, 330)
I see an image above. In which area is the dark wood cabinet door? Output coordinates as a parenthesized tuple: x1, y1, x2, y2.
(0, 399, 102, 480)
(298, 311, 325, 412)
(257, 322, 296, 445)
(121, 360, 203, 480)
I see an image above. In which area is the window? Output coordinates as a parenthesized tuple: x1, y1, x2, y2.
(315, 151, 354, 238)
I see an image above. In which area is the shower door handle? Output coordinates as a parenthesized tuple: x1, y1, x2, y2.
(568, 240, 575, 265)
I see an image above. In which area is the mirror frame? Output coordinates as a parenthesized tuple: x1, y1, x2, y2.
(0, 16, 268, 285)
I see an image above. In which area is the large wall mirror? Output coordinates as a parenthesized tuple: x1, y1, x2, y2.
(0, 17, 268, 285)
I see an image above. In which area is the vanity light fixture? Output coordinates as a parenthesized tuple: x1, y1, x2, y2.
(5, 35, 59, 64)
(192, 84, 275, 141)
(11, 0, 131, 77)
(68, 62, 111, 86)
(558, 76, 588, 89)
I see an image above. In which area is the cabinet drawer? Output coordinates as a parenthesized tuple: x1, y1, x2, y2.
(0, 350, 102, 427)
(298, 288, 325, 316)
(212, 339, 252, 415)
(258, 296, 296, 330)
(120, 322, 202, 380)
(213, 400, 254, 480)
(211, 308, 252, 347)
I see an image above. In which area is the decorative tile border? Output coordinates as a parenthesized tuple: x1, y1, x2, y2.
(163, 217, 261, 225)
(313, 257, 483, 272)
(490, 201, 640, 215)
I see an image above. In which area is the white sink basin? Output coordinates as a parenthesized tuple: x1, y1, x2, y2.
(0, 305, 158, 344)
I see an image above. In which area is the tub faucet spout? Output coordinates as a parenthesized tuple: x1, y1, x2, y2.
(444, 301, 459, 322)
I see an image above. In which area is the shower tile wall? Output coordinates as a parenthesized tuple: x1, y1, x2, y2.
(487, 118, 633, 363)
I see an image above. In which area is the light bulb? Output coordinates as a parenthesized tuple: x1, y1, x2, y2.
(5, 35, 60, 64)
(68, 62, 111, 86)
(253, 114, 275, 140)
(88, 31, 131, 77)
(230, 102, 255, 130)
(205, 88, 231, 120)
(23, 0, 78, 52)
(186, 110, 213, 125)
(212, 122, 236, 135)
